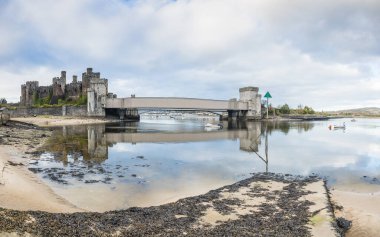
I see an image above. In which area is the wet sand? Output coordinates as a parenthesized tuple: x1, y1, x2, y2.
(0, 122, 81, 213)
(331, 184, 380, 237)
(11, 116, 118, 127)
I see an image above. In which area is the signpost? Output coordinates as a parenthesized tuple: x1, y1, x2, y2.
(264, 91, 272, 119)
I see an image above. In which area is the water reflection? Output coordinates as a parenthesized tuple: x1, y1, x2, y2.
(44, 120, 315, 165)
(34, 120, 318, 188)
(43, 120, 272, 165)
(30, 118, 380, 211)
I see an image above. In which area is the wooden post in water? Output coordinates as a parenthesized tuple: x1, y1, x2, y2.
(265, 123, 268, 173)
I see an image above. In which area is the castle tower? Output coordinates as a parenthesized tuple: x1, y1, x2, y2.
(82, 68, 93, 95)
(82, 67, 104, 96)
(60, 71, 66, 92)
(23, 81, 39, 106)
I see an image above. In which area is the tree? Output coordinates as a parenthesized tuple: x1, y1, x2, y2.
(0, 98, 7, 104)
(303, 106, 315, 114)
(279, 104, 290, 114)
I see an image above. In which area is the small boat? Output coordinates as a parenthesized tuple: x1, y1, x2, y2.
(351, 118, 356, 122)
(205, 123, 223, 129)
(328, 122, 346, 130)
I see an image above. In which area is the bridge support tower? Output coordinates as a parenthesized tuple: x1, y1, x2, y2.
(237, 87, 262, 120)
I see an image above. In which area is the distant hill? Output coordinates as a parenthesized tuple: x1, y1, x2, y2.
(331, 107, 380, 115)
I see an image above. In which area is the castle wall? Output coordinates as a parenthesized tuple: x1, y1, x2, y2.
(10, 106, 62, 117)
(65, 105, 87, 116)
(10, 105, 87, 117)
(66, 82, 82, 99)
(37, 86, 52, 99)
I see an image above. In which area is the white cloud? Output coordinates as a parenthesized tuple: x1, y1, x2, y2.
(0, 66, 57, 102)
(0, 0, 379, 109)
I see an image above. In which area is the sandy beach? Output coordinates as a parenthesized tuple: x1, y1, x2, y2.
(0, 122, 81, 213)
(11, 116, 118, 127)
(331, 184, 380, 237)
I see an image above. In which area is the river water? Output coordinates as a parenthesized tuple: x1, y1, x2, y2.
(29, 118, 380, 212)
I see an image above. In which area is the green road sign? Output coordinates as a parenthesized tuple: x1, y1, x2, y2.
(264, 91, 272, 98)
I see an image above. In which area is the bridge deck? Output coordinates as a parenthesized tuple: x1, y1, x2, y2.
(106, 97, 247, 111)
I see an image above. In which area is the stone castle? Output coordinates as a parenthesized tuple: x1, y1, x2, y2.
(20, 68, 114, 106)
(19, 68, 261, 120)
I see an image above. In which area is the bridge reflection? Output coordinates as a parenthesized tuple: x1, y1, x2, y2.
(44, 120, 314, 169)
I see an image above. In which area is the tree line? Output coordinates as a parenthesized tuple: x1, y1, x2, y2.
(266, 103, 315, 115)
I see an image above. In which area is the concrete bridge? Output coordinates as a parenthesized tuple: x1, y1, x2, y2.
(87, 86, 262, 120)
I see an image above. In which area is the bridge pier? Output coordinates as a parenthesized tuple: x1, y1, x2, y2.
(118, 109, 127, 120)
(116, 108, 140, 121)
(125, 108, 140, 121)
(104, 108, 140, 121)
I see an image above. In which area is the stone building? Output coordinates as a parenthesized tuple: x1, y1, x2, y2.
(20, 68, 110, 107)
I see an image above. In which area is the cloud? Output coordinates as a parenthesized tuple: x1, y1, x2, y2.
(0, 0, 379, 110)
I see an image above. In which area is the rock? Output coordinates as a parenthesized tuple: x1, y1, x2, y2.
(336, 217, 352, 231)
(7, 161, 24, 166)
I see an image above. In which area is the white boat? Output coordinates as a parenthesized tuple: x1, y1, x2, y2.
(205, 123, 223, 129)
(328, 122, 346, 130)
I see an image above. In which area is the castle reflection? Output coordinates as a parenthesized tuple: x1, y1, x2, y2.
(43, 120, 314, 167)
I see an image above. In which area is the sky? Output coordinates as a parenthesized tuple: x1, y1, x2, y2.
(0, 0, 379, 110)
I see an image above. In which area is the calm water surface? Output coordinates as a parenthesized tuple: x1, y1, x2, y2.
(30, 118, 380, 211)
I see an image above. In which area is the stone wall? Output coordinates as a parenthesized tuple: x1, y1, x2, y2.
(37, 86, 52, 99)
(9, 106, 87, 117)
(66, 82, 82, 99)
(10, 107, 62, 117)
(64, 106, 87, 116)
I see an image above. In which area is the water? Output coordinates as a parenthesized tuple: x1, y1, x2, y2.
(29, 118, 380, 211)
